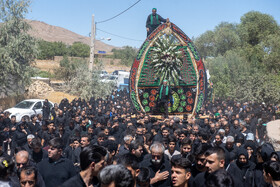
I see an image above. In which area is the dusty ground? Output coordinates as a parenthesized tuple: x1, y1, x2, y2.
(33, 57, 131, 74)
(37, 91, 77, 104)
(267, 120, 280, 151)
(31, 57, 131, 103)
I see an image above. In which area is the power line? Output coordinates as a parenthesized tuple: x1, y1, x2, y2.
(97, 28, 143, 42)
(96, 0, 142, 24)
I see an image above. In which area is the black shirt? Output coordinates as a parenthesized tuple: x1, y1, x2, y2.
(38, 157, 77, 187)
(60, 173, 86, 187)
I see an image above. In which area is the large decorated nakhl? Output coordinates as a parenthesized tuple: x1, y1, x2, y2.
(129, 22, 207, 116)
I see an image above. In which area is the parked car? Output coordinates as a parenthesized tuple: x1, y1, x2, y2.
(99, 70, 109, 78)
(101, 75, 118, 86)
(111, 70, 125, 78)
(4, 99, 54, 122)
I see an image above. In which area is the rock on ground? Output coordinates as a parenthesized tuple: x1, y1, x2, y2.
(26, 80, 54, 97)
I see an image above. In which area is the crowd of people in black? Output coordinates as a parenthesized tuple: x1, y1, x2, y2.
(1, 89, 280, 187)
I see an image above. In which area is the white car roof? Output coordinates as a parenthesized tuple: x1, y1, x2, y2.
(19, 99, 53, 103)
(21, 99, 45, 102)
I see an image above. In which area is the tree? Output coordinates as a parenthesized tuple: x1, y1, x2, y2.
(112, 46, 137, 66)
(56, 56, 113, 100)
(238, 11, 279, 46)
(69, 42, 90, 58)
(194, 22, 241, 58)
(0, 0, 37, 97)
(213, 22, 241, 56)
(194, 11, 280, 104)
(194, 30, 215, 58)
(261, 34, 280, 73)
(37, 41, 68, 60)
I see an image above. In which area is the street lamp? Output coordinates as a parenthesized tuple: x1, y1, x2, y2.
(99, 37, 111, 41)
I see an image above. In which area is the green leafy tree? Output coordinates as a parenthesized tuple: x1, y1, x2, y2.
(261, 34, 280, 73)
(0, 0, 37, 96)
(37, 40, 68, 60)
(238, 11, 279, 46)
(55, 56, 80, 83)
(194, 30, 215, 58)
(55, 56, 113, 99)
(69, 42, 90, 58)
(213, 22, 241, 56)
(194, 22, 241, 58)
(195, 11, 280, 103)
(112, 46, 137, 66)
(68, 65, 114, 100)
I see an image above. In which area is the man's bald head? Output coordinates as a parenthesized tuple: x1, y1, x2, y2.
(15, 150, 29, 169)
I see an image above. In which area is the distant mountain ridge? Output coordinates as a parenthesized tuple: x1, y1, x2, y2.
(26, 20, 116, 53)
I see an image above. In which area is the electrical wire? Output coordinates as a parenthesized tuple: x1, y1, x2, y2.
(96, 0, 142, 24)
(97, 28, 143, 42)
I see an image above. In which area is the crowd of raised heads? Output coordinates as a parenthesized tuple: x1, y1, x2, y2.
(0, 89, 280, 187)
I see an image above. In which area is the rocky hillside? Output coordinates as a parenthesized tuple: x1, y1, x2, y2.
(26, 20, 116, 53)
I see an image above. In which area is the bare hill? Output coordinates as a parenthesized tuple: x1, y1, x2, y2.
(27, 20, 116, 53)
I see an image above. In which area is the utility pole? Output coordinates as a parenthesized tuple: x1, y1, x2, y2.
(89, 14, 95, 71)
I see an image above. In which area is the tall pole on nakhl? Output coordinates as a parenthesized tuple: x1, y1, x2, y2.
(89, 14, 95, 71)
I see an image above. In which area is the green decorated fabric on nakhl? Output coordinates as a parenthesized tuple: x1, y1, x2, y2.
(180, 101, 186, 107)
(159, 85, 169, 99)
(180, 95, 186, 100)
(145, 106, 150, 112)
(143, 92, 149, 98)
(142, 99, 148, 106)
(178, 88, 184, 94)
(178, 106, 184, 112)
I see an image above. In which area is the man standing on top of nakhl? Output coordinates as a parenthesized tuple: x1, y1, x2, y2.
(146, 8, 169, 37)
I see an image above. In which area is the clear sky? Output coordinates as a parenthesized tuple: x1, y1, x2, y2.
(26, 0, 280, 48)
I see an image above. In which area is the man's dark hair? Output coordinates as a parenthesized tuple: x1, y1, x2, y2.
(46, 120, 55, 126)
(87, 125, 94, 129)
(151, 125, 160, 132)
(81, 134, 91, 142)
(30, 114, 36, 120)
(144, 133, 153, 143)
(198, 129, 209, 141)
(101, 140, 118, 154)
(98, 164, 134, 187)
(18, 165, 38, 181)
(129, 140, 143, 152)
(73, 137, 81, 142)
(162, 127, 170, 132)
(168, 134, 177, 143)
(179, 130, 188, 137)
(80, 145, 107, 170)
(117, 153, 139, 170)
(205, 169, 234, 187)
(181, 138, 192, 147)
(263, 161, 280, 181)
(30, 138, 42, 149)
(193, 143, 212, 157)
(171, 157, 192, 172)
(205, 147, 225, 161)
(49, 138, 64, 149)
(136, 167, 150, 184)
(97, 132, 106, 138)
